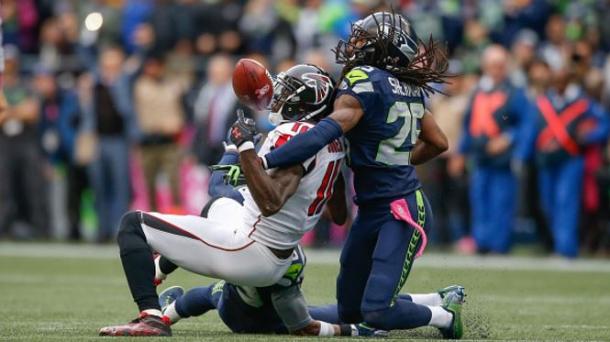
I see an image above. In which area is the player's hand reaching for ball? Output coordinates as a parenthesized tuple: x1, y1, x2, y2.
(230, 109, 258, 152)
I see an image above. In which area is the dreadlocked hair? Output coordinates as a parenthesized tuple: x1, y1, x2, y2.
(333, 11, 450, 96)
(388, 36, 450, 96)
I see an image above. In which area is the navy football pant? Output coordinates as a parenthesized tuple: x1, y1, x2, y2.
(538, 157, 584, 258)
(175, 282, 286, 333)
(174, 283, 416, 331)
(470, 166, 516, 253)
(336, 190, 433, 330)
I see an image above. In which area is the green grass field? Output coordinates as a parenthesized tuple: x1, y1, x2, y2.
(1, 243, 609, 341)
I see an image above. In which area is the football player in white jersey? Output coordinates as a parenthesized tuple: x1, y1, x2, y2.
(99, 64, 346, 336)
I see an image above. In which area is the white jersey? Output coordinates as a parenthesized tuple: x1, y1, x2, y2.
(240, 122, 345, 250)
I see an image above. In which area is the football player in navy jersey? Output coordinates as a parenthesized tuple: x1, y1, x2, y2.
(229, 12, 465, 339)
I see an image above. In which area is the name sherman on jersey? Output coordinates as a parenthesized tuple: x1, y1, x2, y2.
(337, 65, 425, 204)
(239, 122, 345, 250)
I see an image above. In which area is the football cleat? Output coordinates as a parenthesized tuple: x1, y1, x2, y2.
(159, 286, 184, 312)
(439, 291, 464, 339)
(99, 312, 172, 337)
(438, 285, 466, 302)
(353, 323, 389, 337)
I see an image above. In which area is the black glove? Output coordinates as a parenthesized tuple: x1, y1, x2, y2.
(229, 109, 258, 151)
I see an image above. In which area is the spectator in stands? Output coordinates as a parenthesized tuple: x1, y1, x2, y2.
(424, 61, 474, 252)
(192, 54, 238, 166)
(455, 19, 490, 74)
(539, 14, 570, 72)
(458, 45, 531, 254)
(239, 0, 296, 61)
(82, 47, 137, 242)
(510, 29, 539, 88)
(0, 47, 48, 239)
(518, 61, 610, 258)
(134, 53, 186, 212)
(34, 68, 86, 241)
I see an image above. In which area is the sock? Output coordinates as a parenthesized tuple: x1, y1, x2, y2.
(117, 212, 161, 312)
(142, 309, 163, 318)
(158, 256, 178, 275)
(154, 256, 167, 283)
(409, 293, 442, 306)
(427, 306, 453, 328)
(162, 302, 182, 324)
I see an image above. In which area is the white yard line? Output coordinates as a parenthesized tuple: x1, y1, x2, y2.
(1, 242, 610, 272)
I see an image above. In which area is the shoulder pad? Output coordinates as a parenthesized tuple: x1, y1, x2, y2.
(343, 66, 387, 85)
(340, 66, 383, 94)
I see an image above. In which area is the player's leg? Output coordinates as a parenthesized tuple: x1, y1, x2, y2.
(309, 285, 464, 324)
(359, 190, 462, 337)
(99, 211, 172, 336)
(139, 211, 290, 286)
(359, 192, 433, 330)
(335, 213, 377, 323)
(488, 169, 517, 253)
(553, 158, 584, 257)
(100, 209, 289, 336)
(162, 282, 224, 324)
(470, 166, 491, 251)
(153, 196, 246, 285)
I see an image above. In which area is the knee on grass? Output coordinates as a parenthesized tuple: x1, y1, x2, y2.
(362, 308, 393, 330)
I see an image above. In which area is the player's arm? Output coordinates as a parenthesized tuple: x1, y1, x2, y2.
(260, 94, 364, 169)
(410, 111, 449, 165)
(208, 145, 244, 204)
(324, 172, 347, 225)
(270, 285, 354, 336)
(229, 111, 305, 216)
(240, 149, 303, 216)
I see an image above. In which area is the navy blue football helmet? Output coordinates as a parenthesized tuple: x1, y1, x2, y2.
(336, 12, 419, 70)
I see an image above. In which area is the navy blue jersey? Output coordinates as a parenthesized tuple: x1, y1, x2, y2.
(213, 245, 307, 333)
(336, 66, 425, 204)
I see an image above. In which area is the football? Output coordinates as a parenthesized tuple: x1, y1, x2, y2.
(232, 58, 273, 111)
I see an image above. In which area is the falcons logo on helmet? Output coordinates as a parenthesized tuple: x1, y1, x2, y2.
(302, 73, 332, 105)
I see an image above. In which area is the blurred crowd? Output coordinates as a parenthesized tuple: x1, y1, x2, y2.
(1, 0, 610, 257)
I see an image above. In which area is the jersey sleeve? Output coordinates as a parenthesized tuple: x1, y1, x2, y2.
(270, 285, 312, 332)
(265, 123, 317, 171)
(336, 66, 381, 120)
